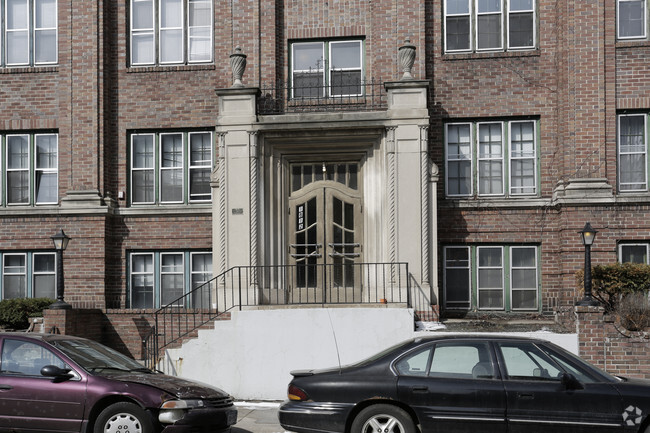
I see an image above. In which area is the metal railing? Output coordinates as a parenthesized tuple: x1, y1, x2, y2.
(257, 78, 387, 114)
(144, 262, 410, 369)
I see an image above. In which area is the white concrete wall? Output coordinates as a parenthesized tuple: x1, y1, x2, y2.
(164, 308, 577, 401)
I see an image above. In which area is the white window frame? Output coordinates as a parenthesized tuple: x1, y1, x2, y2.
(160, 252, 184, 306)
(445, 120, 538, 198)
(617, 0, 647, 40)
(2, 253, 26, 298)
(6, 134, 30, 205)
(290, 39, 364, 98)
(445, 122, 474, 197)
(187, 0, 212, 63)
(32, 252, 56, 298)
(619, 243, 650, 264)
(131, 131, 213, 206)
(444, 0, 536, 53)
(33, 0, 58, 65)
(129, 251, 212, 309)
(130, 0, 213, 66)
(444, 0, 472, 53)
(130, 133, 156, 205)
(2, 0, 58, 67)
(475, 0, 504, 52)
(508, 120, 537, 196)
(130, 252, 155, 308)
(159, 132, 184, 204)
(507, 0, 536, 49)
(159, 0, 184, 64)
(34, 133, 58, 205)
(443, 246, 472, 310)
(477, 246, 504, 310)
(328, 40, 363, 97)
(477, 121, 505, 196)
(188, 131, 212, 202)
(510, 246, 538, 311)
(618, 113, 648, 192)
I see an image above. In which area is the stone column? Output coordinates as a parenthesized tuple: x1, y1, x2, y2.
(384, 79, 432, 311)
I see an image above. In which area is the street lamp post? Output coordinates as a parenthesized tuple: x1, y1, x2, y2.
(50, 229, 72, 310)
(576, 222, 600, 307)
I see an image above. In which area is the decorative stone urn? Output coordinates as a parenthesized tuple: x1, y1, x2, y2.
(398, 39, 416, 80)
(230, 47, 247, 88)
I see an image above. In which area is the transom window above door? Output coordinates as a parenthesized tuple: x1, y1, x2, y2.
(290, 39, 364, 98)
(291, 162, 359, 192)
(130, 0, 213, 66)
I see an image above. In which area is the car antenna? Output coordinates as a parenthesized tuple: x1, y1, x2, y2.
(327, 309, 342, 372)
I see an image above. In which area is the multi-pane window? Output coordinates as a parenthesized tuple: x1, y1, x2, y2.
(618, 114, 648, 192)
(617, 0, 646, 39)
(290, 39, 363, 98)
(129, 251, 212, 308)
(130, 131, 213, 205)
(0, 252, 55, 299)
(2, 133, 58, 206)
(619, 243, 650, 264)
(445, 120, 537, 198)
(130, 0, 213, 66)
(443, 245, 539, 311)
(444, 0, 535, 53)
(1, 0, 57, 67)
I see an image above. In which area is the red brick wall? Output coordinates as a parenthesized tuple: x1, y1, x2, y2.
(576, 306, 650, 379)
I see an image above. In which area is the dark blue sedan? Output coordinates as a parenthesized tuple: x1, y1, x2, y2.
(279, 335, 650, 433)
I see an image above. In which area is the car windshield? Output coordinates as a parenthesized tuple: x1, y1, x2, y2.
(52, 339, 152, 374)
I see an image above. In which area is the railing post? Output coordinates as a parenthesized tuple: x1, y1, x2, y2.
(238, 267, 243, 311)
(406, 263, 411, 308)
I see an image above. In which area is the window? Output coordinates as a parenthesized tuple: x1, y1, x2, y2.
(1, 252, 55, 299)
(129, 251, 212, 308)
(395, 342, 495, 379)
(618, 0, 646, 39)
(445, 120, 537, 198)
(2, 133, 58, 206)
(618, 114, 648, 192)
(1, 339, 65, 376)
(619, 243, 650, 264)
(130, 131, 213, 205)
(130, 0, 213, 66)
(443, 245, 539, 311)
(290, 39, 363, 98)
(444, 0, 535, 53)
(497, 342, 563, 381)
(1, 0, 57, 67)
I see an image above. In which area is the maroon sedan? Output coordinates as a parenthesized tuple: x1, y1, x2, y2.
(0, 332, 237, 433)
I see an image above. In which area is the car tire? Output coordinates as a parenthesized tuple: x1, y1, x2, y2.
(351, 404, 416, 433)
(94, 402, 154, 433)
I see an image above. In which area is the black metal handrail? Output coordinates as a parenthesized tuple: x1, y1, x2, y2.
(257, 78, 387, 114)
(143, 262, 410, 369)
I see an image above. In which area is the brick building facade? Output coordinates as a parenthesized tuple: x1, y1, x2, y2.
(1, 0, 649, 362)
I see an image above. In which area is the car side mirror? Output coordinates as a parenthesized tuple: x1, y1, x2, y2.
(561, 373, 584, 390)
(41, 365, 74, 382)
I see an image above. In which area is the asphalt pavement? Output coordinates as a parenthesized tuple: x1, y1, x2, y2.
(234, 402, 286, 433)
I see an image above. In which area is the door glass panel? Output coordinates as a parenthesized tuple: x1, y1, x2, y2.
(294, 197, 319, 288)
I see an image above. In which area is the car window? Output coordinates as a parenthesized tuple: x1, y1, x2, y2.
(395, 347, 432, 376)
(428, 342, 495, 380)
(498, 342, 563, 381)
(1, 339, 65, 376)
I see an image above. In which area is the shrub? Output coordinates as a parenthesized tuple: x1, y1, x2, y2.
(576, 262, 650, 311)
(0, 298, 55, 330)
(616, 292, 650, 331)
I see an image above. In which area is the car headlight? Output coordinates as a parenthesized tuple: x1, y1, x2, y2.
(158, 399, 205, 424)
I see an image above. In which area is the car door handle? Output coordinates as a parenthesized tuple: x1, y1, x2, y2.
(411, 386, 428, 393)
(0, 384, 13, 391)
(517, 392, 534, 399)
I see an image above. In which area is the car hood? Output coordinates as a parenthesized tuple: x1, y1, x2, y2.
(112, 373, 230, 399)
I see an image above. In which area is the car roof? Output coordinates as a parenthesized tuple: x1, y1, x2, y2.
(0, 332, 89, 343)
(411, 333, 551, 344)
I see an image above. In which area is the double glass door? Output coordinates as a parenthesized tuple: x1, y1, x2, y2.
(288, 162, 362, 302)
